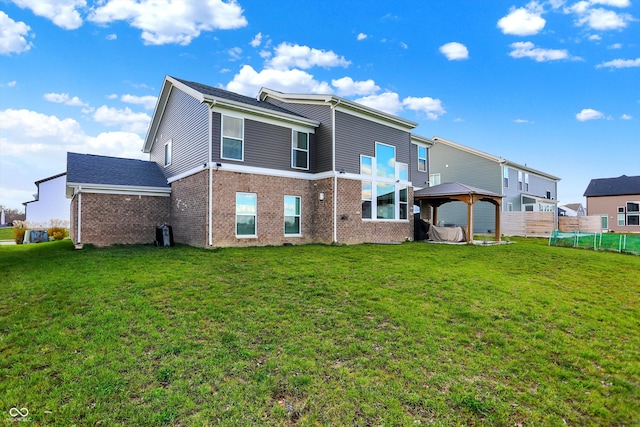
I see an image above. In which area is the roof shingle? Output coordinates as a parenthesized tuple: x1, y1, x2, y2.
(66, 152, 169, 188)
(583, 175, 640, 197)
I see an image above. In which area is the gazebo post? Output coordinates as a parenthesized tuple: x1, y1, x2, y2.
(467, 197, 473, 243)
(432, 204, 439, 226)
(495, 202, 501, 242)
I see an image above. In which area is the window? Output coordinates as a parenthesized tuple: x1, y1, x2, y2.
(618, 214, 626, 226)
(398, 163, 408, 181)
(236, 193, 256, 237)
(518, 171, 523, 191)
(399, 187, 408, 220)
(362, 181, 372, 219)
(601, 215, 609, 230)
(417, 145, 427, 172)
(546, 191, 552, 199)
(507, 202, 513, 212)
(503, 167, 509, 188)
(361, 156, 373, 176)
(164, 140, 172, 167)
(618, 206, 625, 213)
(284, 196, 301, 235)
(429, 173, 441, 186)
(222, 115, 243, 161)
(376, 142, 395, 178)
(292, 131, 309, 170)
(524, 173, 529, 192)
(628, 202, 640, 226)
(376, 183, 395, 219)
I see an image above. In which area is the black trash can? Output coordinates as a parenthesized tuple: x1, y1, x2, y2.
(155, 225, 174, 247)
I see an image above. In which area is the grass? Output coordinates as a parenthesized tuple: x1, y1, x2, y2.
(0, 227, 13, 240)
(0, 239, 638, 426)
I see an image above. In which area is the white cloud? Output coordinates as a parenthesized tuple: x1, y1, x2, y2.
(588, 34, 602, 40)
(497, 5, 546, 35)
(400, 41, 408, 49)
(0, 11, 33, 55)
(357, 33, 368, 41)
(1, 80, 18, 88)
(607, 43, 622, 49)
(106, 33, 117, 40)
(576, 108, 604, 121)
(225, 65, 332, 97)
(509, 41, 571, 61)
(439, 42, 469, 60)
(92, 105, 151, 134)
(88, 0, 248, 45)
(575, 7, 634, 30)
(250, 32, 262, 47)
(331, 77, 380, 97)
(43, 92, 89, 107)
(596, 57, 640, 68)
(355, 92, 404, 115)
(228, 46, 243, 60)
(12, 0, 84, 30)
(0, 109, 85, 145)
(121, 94, 158, 110)
(589, 0, 630, 7)
(403, 96, 446, 120)
(267, 43, 351, 70)
(621, 114, 632, 120)
(514, 118, 534, 123)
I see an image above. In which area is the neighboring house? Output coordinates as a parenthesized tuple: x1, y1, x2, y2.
(558, 203, 586, 217)
(67, 75, 435, 247)
(66, 153, 171, 246)
(428, 136, 561, 233)
(583, 175, 640, 233)
(22, 172, 70, 227)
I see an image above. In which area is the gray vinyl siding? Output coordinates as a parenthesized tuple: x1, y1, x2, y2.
(504, 167, 557, 210)
(335, 111, 411, 174)
(264, 99, 333, 172)
(149, 86, 209, 178)
(211, 113, 315, 174)
(429, 143, 502, 231)
(410, 143, 430, 188)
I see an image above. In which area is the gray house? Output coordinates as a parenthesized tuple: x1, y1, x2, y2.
(67, 75, 435, 247)
(427, 136, 561, 234)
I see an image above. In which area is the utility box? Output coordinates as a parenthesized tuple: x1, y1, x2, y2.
(155, 225, 174, 247)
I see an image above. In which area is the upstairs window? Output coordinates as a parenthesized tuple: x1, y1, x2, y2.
(222, 115, 243, 161)
(518, 171, 523, 191)
(503, 167, 509, 188)
(164, 140, 172, 167)
(524, 173, 529, 192)
(376, 142, 395, 179)
(417, 145, 427, 172)
(429, 173, 441, 186)
(292, 131, 309, 170)
(360, 155, 373, 176)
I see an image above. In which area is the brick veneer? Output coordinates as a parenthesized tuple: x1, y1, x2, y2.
(70, 192, 170, 247)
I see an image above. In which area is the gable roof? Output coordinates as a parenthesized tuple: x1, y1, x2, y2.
(583, 175, 640, 197)
(66, 152, 169, 189)
(414, 182, 503, 199)
(143, 76, 320, 153)
(432, 136, 561, 182)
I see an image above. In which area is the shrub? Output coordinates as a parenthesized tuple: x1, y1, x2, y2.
(48, 227, 69, 241)
(12, 222, 26, 244)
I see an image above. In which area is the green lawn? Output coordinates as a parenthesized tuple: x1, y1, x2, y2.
(0, 227, 13, 241)
(1, 239, 638, 426)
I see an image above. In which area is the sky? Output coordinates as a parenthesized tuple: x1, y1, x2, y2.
(1, 0, 638, 211)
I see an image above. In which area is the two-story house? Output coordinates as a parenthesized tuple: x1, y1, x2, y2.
(427, 136, 561, 234)
(584, 175, 640, 232)
(67, 75, 434, 247)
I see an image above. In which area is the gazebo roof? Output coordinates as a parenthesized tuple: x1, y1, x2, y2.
(414, 182, 502, 199)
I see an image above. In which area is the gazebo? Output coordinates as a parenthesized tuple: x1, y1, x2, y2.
(414, 182, 503, 243)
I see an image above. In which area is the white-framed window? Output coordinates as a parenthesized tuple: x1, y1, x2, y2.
(518, 171, 523, 191)
(417, 145, 427, 172)
(222, 115, 244, 161)
(618, 206, 625, 214)
(524, 173, 529, 192)
(362, 181, 372, 219)
(236, 192, 256, 237)
(284, 195, 301, 235)
(627, 202, 640, 226)
(601, 215, 609, 230)
(507, 202, 514, 212)
(429, 173, 441, 186)
(503, 167, 509, 188)
(360, 155, 373, 176)
(546, 191, 552, 199)
(164, 140, 172, 167)
(359, 142, 407, 221)
(292, 131, 309, 170)
(618, 214, 626, 226)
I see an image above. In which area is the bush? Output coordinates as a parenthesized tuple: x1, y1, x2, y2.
(48, 227, 69, 241)
(13, 226, 26, 244)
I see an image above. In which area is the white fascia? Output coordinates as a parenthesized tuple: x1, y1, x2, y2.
(66, 182, 171, 197)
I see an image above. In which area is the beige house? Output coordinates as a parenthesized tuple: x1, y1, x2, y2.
(584, 175, 640, 233)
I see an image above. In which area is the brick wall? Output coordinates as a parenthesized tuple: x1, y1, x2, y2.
(336, 178, 414, 244)
(71, 192, 170, 246)
(170, 172, 208, 247)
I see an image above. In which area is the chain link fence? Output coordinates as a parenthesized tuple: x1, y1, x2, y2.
(549, 230, 640, 255)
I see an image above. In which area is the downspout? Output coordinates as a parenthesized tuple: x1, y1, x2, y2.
(77, 186, 82, 244)
(332, 100, 341, 243)
(208, 102, 214, 247)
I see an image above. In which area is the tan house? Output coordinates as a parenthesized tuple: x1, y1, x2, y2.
(584, 175, 640, 233)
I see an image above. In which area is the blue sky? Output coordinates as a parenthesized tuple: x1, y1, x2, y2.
(1, 0, 638, 211)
